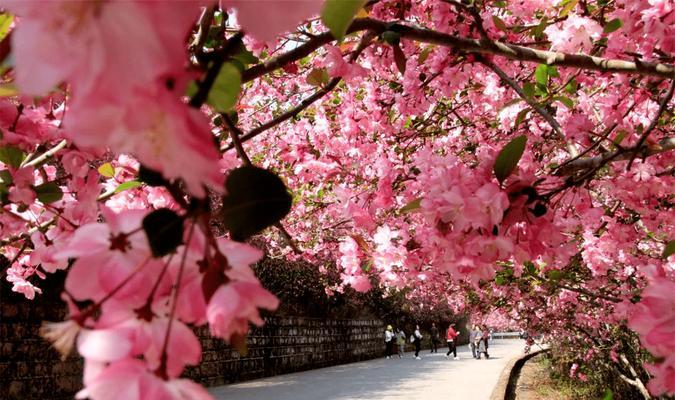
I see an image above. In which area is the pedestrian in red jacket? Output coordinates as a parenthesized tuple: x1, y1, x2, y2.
(445, 323, 460, 359)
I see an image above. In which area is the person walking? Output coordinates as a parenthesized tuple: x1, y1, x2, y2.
(469, 324, 479, 359)
(384, 325, 394, 359)
(430, 322, 439, 353)
(474, 325, 484, 359)
(413, 324, 423, 359)
(479, 325, 490, 359)
(445, 323, 459, 359)
(396, 327, 406, 358)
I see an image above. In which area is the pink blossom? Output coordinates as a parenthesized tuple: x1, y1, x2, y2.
(207, 281, 279, 340)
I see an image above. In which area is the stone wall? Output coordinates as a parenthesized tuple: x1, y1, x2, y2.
(1, 273, 83, 400)
(1, 275, 390, 399)
(186, 317, 385, 387)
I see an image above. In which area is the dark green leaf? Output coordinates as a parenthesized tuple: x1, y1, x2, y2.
(532, 16, 548, 38)
(138, 165, 166, 187)
(553, 96, 574, 109)
(514, 108, 531, 128)
(142, 208, 184, 257)
(321, 0, 365, 40)
(382, 31, 400, 46)
(522, 82, 536, 98)
(306, 68, 329, 87)
(221, 166, 293, 241)
(494, 135, 527, 184)
(207, 62, 241, 112)
(232, 43, 259, 66)
(392, 43, 406, 74)
(114, 181, 143, 194)
(663, 240, 675, 259)
(0, 146, 26, 168)
(603, 18, 622, 34)
(33, 182, 63, 204)
(603, 389, 614, 400)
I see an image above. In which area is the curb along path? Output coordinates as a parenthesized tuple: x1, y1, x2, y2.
(210, 339, 524, 400)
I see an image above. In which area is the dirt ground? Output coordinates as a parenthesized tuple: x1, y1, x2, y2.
(515, 353, 572, 400)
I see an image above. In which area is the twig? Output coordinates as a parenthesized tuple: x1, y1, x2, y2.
(21, 139, 68, 168)
(626, 79, 675, 170)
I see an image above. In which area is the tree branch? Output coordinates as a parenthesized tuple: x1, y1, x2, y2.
(555, 137, 675, 176)
(478, 55, 579, 156)
(241, 18, 675, 84)
(227, 32, 375, 149)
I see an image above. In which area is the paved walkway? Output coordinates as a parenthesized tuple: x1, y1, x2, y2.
(209, 339, 524, 400)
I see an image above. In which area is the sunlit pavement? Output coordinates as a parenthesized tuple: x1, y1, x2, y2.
(209, 339, 525, 400)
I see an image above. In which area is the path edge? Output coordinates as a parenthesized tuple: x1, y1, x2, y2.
(490, 347, 550, 400)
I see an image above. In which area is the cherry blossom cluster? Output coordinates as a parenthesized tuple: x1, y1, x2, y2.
(0, 0, 673, 397)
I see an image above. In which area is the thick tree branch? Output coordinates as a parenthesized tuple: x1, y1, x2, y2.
(241, 18, 675, 84)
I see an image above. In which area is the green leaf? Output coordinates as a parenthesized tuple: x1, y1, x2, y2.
(534, 64, 548, 86)
(0, 169, 12, 185)
(522, 82, 536, 99)
(532, 16, 548, 38)
(232, 43, 259, 66)
(114, 181, 143, 194)
(321, 0, 365, 40)
(603, 18, 622, 34)
(553, 96, 574, 109)
(142, 208, 185, 257)
(560, 0, 578, 17)
(400, 197, 423, 214)
(306, 68, 330, 87)
(514, 108, 531, 128)
(221, 166, 293, 242)
(493, 135, 527, 184)
(663, 240, 675, 259)
(613, 130, 627, 147)
(97, 162, 115, 178)
(207, 62, 241, 112)
(392, 43, 406, 74)
(0, 13, 13, 41)
(565, 78, 578, 94)
(602, 389, 614, 400)
(492, 15, 508, 31)
(0, 146, 26, 168)
(546, 65, 559, 78)
(33, 182, 63, 204)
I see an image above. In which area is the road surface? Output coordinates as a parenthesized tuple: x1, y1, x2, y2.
(209, 339, 524, 400)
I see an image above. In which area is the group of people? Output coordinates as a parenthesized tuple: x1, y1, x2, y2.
(384, 324, 425, 360)
(469, 324, 490, 359)
(383, 322, 464, 360)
